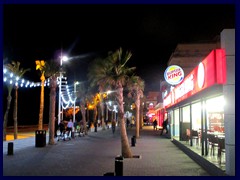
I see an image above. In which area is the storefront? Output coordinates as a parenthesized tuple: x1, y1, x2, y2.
(154, 105, 167, 128)
(163, 49, 226, 164)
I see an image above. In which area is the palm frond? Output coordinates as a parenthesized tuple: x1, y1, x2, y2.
(4, 61, 30, 78)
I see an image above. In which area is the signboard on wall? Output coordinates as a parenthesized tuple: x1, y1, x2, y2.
(164, 65, 184, 85)
(208, 112, 224, 132)
(163, 49, 226, 109)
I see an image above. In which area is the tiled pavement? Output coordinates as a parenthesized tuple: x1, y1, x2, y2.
(3, 126, 210, 176)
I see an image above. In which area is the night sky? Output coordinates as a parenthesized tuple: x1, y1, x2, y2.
(3, 3, 236, 125)
(3, 4, 235, 91)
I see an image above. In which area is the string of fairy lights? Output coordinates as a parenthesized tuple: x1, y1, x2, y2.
(3, 67, 76, 109)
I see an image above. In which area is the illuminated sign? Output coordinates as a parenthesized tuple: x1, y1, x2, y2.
(197, 62, 205, 88)
(174, 74, 194, 101)
(163, 49, 226, 108)
(164, 65, 184, 85)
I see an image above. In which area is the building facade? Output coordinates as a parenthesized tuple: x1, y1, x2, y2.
(162, 29, 235, 176)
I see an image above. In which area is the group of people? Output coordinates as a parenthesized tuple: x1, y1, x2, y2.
(126, 118, 135, 128)
(55, 118, 85, 139)
(54, 117, 117, 137)
(54, 117, 168, 137)
(153, 118, 168, 135)
(54, 119, 74, 138)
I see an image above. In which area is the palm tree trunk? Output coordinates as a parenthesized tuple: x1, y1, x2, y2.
(86, 107, 89, 126)
(135, 93, 140, 138)
(106, 104, 109, 122)
(13, 86, 18, 139)
(100, 102, 106, 130)
(38, 75, 45, 130)
(3, 92, 12, 141)
(80, 104, 88, 135)
(116, 86, 132, 158)
(140, 98, 143, 129)
(48, 76, 57, 145)
(94, 106, 97, 132)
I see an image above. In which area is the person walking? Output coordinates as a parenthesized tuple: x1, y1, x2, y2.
(59, 120, 65, 136)
(67, 119, 73, 138)
(153, 119, 157, 130)
(160, 118, 168, 135)
(54, 117, 58, 138)
(79, 120, 84, 135)
(126, 118, 130, 128)
(112, 119, 116, 134)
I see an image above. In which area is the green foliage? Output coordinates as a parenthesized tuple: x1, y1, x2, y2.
(44, 60, 59, 78)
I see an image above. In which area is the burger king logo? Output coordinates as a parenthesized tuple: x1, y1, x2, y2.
(164, 65, 184, 85)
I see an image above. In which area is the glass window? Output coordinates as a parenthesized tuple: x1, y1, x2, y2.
(206, 96, 225, 133)
(192, 102, 201, 130)
(181, 105, 190, 142)
(174, 109, 180, 137)
(182, 106, 190, 122)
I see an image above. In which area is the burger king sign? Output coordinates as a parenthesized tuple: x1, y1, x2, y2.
(164, 65, 184, 85)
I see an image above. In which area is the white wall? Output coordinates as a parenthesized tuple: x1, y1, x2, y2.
(221, 29, 235, 176)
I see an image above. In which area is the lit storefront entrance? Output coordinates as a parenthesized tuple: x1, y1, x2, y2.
(168, 95, 225, 170)
(163, 49, 226, 173)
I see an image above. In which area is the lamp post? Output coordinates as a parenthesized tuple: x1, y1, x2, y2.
(58, 55, 68, 124)
(73, 81, 79, 123)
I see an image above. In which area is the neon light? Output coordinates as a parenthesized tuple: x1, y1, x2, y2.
(163, 49, 226, 108)
(197, 62, 205, 88)
(174, 74, 194, 100)
(3, 66, 77, 109)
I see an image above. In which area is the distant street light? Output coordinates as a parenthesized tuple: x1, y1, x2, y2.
(60, 55, 69, 66)
(73, 81, 79, 123)
(58, 54, 68, 124)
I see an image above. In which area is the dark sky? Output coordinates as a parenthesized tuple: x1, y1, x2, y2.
(4, 4, 235, 92)
(2, 3, 236, 125)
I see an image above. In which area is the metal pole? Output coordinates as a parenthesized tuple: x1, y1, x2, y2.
(58, 58, 63, 124)
(73, 82, 76, 123)
(106, 103, 108, 121)
(61, 101, 64, 120)
(58, 71, 62, 124)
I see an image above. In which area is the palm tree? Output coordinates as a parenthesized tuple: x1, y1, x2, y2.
(98, 92, 107, 130)
(35, 60, 46, 130)
(44, 60, 59, 145)
(139, 95, 146, 129)
(3, 61, 30, 140)
(76, 82, 91, 135)
(88, 47, 135, 158)
(127, 76, 145, 138)
(93, 103, 98, 132)
(3, 82, 13, 141)
(88, 57, 110, 130)
(91, 92, 106, 132)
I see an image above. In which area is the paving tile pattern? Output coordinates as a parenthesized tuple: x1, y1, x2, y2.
(3, 126, 210, 176)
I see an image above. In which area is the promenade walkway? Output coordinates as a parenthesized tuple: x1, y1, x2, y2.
(3, 126, 210, 176)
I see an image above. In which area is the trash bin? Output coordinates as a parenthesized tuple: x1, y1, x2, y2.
(133, 135, 136, 144)
(131, 136, 136, 146)
(35, 130, 46, 147)
(7, 142, 14, 155)
(115, 156, 123, 176)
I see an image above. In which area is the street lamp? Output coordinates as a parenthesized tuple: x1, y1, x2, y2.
(73, 81, 79, 123)
(58, 55, 68, 124)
